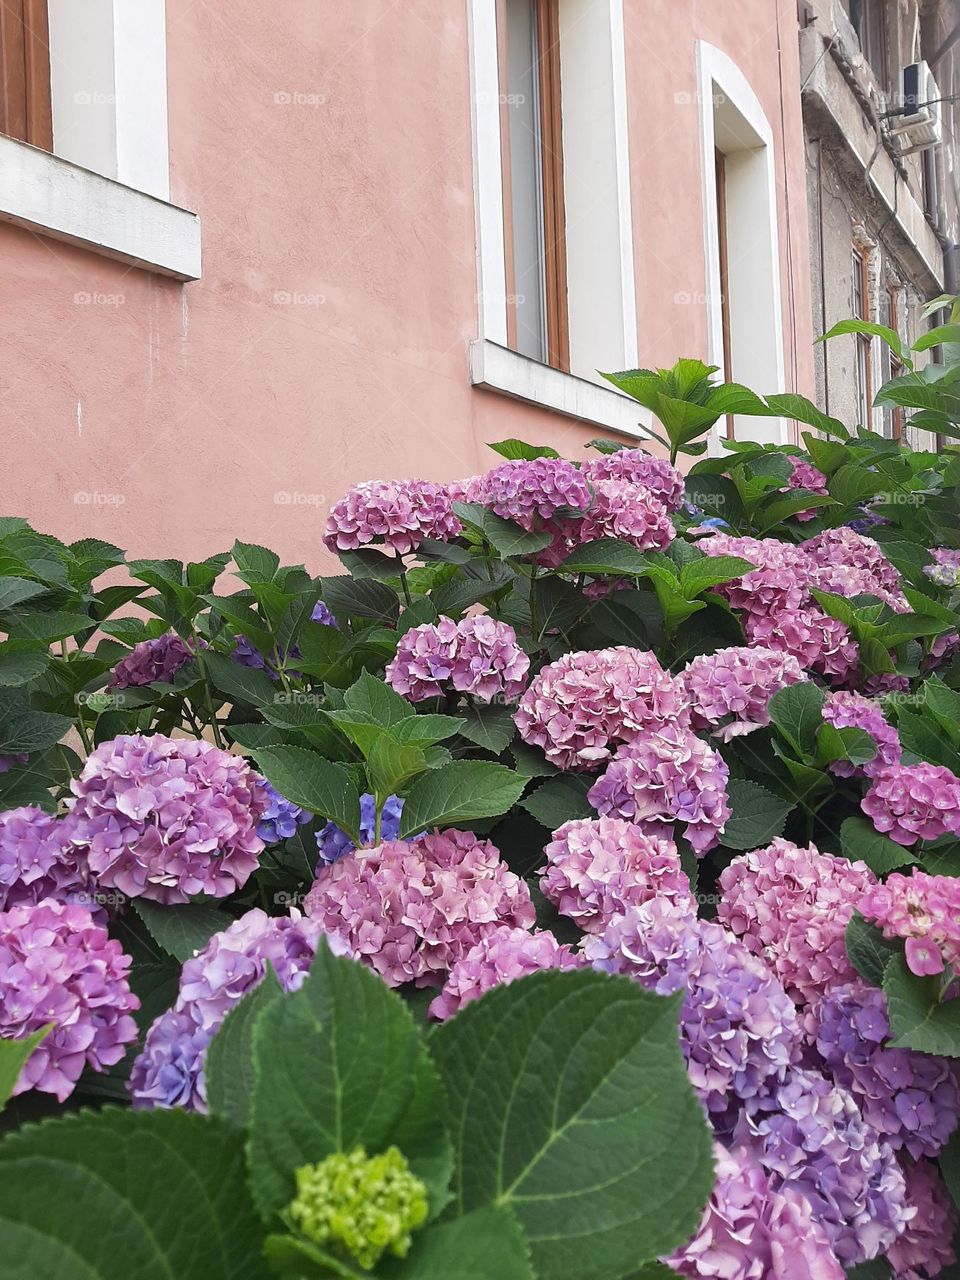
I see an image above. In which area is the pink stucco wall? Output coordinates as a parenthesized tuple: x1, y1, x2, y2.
(0, 0, 814, 563)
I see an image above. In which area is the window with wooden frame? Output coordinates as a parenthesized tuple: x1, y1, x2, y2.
(847, 0, 889, 89)
(852, 247, 874, 428)
(0, 0, 52, 149)
(497, 0, 569, 371)
(879, 284, 904, 439)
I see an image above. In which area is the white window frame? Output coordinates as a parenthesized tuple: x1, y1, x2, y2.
(697, 41, 785, 447)
(0, 0, 199, 280)
(467, 0, 649, 438)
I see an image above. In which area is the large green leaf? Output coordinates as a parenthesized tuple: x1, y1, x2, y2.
(342, 672, 411, 728)
(520, 774, 594, 829)
(0, 1108, 266, 1279)
(678, 556, 756, 598)
(132, 901, 231, 963)
(206, 972, 284, 1131)
(840, 817, 916, 875)
(247, 943, 452, 1223)
(884, 956, 960, 1056)
(845, 914, 901, 988)
(453, 504, 553, 559)
(431, 968, 714, 1280)
(719, 780, 791, 850)
(0, 1027, 50, 1111)
(458, 705, 516, 755)
(202, 650, 275, 708)
(252, 746, 362, 844)
(397, 761, 526, 837)
(768, 682, 826, 758)
(0, 695, 72, 754)
(554, 539, 653, 578)
(488, 439, 560, 462)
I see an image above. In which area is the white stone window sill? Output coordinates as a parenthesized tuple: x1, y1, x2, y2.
(470, 340, 653, 440)
(0, 135, 200, 280)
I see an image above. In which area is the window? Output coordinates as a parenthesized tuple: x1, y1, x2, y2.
(852, 247, 874, 428)
(714, 149, 735, 440)
(0, 0, 51, 149)
(879, 284, 904, 439)
(848, 0, 889, 89)
(499, 0, 568, 370)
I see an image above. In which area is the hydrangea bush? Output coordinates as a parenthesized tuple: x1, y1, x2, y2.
(2, 311, 960, 1278)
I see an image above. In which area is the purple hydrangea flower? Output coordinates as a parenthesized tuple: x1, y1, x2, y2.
(821, 690, 901, 778)
(542, 477, 675, 565)
(744, 607, 860, 685)
(783, 457, 829, 523)
(860, 868, 960, 976)
(731, 1066, 911, 1266)
(0, 805, 93, 912)
(925, 548, 960, 589)
(862, 764, 960, 847)
(109, 632, 201, 689)
(428, 926, 581, 1020)
(1, 897, 138, 1101)
(804, 982, 960, 1159)
(129, 908, 332, 1111)
(803, 527, 902, 596)
(664, 1142, 844, 1280)
(66, 733, 269, 905)
(310, 600, 339, 629)
(0, 753, 28, 774)
(717, 839, 877, 1008)
(588, 909, 801, 1116)
(680, 646, 807, 742)
(324, 479, 461, 555)
(886, 1159, 958, 1280)
(587, 725, 730, 856)
(582, 451, 685, 511)
(385, 615, 529, 704)
(304, 829, 535, 988)
(540, 816, 694, 934)
(514, 646, 690, 771)
(475, 458, 591, 531)
(315, 793, 406, 866)
(256, 782, 313, 845)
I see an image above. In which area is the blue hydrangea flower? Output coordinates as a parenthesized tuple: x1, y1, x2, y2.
(256, 782, 313, 845)
(316, 793, 406, 866)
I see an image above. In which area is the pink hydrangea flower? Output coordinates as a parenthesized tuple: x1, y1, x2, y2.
(582, 450, 685, 511)
(699, 533, 808, 618)
(860, 868, 960, 975)
(304, 829, 535, 987)
(925, 548, 960, 589)
(385, 615, 529, 703)
(803, 527, 902, 595)
(0, 806, 93, 912)
(664, 1143, 844, 1280)
(323, 479, 462, 554)
(66, 733, 269, 905)
(428, 926, 581, 1020)
(0, 897, 138, 1101)
(446, 475, 485, 503)
(542, 477, 675, 567)
(476, 458, 591, 531)
(583, 896, 702, 995)
(680, 646, 807, 741)
(886, 1159, 958, 1280)
(862, 764, 960, 847)
(587, 725, 730, 856)
(821, 691, 901, 778)
(784, 457, 829, 522)
(745, 607, 860, 685)
(808, 562, 909, 613)
(540, 816, 694, 933)
(717, 839, 877, 1007)
(514, 646, 690, 770)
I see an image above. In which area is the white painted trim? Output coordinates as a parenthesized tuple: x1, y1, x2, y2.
(467, 0, 637, 377)
(696, 41, 786, 447)
(470, 339, 653, 438)
(0, 136, 200, 279)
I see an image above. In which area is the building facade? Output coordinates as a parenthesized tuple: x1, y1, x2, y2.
(0, 1, 953, 561)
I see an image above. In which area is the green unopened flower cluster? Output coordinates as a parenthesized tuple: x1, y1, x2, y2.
(286, 1145, 428, 1271)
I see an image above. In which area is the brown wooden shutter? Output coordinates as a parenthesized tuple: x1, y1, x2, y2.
(0, 0, 52, 150)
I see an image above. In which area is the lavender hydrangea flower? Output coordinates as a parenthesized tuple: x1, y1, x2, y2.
(1, 897, 138, 1101)
(862, 764, 960, 847)
(587, 908, 801, 1116)
(664, 1143, 844, 1280)
(717, 839, 876, 1007)
(315, 793, 406, 865)
(587, 725, 730, 856)
(323, 479, 461, 555)
(130, 908, 331, 1111)
(428, 926, 581, 1020)
(582, 450, 685, 511)
(66, 733, 269, 905)
(304, 829, 535, 988)
(385, 615, 529, 704)
(540, 816, 694, 934)
(680, 646, 807, 742)
(822, 690, 901, 778)
(925, 548, 960, 589)
(804, 982, 960, 1159)
(475, 458, 591, 531)
(109, 632, 201, 689)
(860, 868, 960, 976)
(0, 805, 93, 911)
(886, 1159, 958, 1280)
(514, 646, 690, 771)
(731, 1066, 911, 1266)
(256, 782, 313, 845)
(0, 753, 28, 774)
(783, 457, 829, 523)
